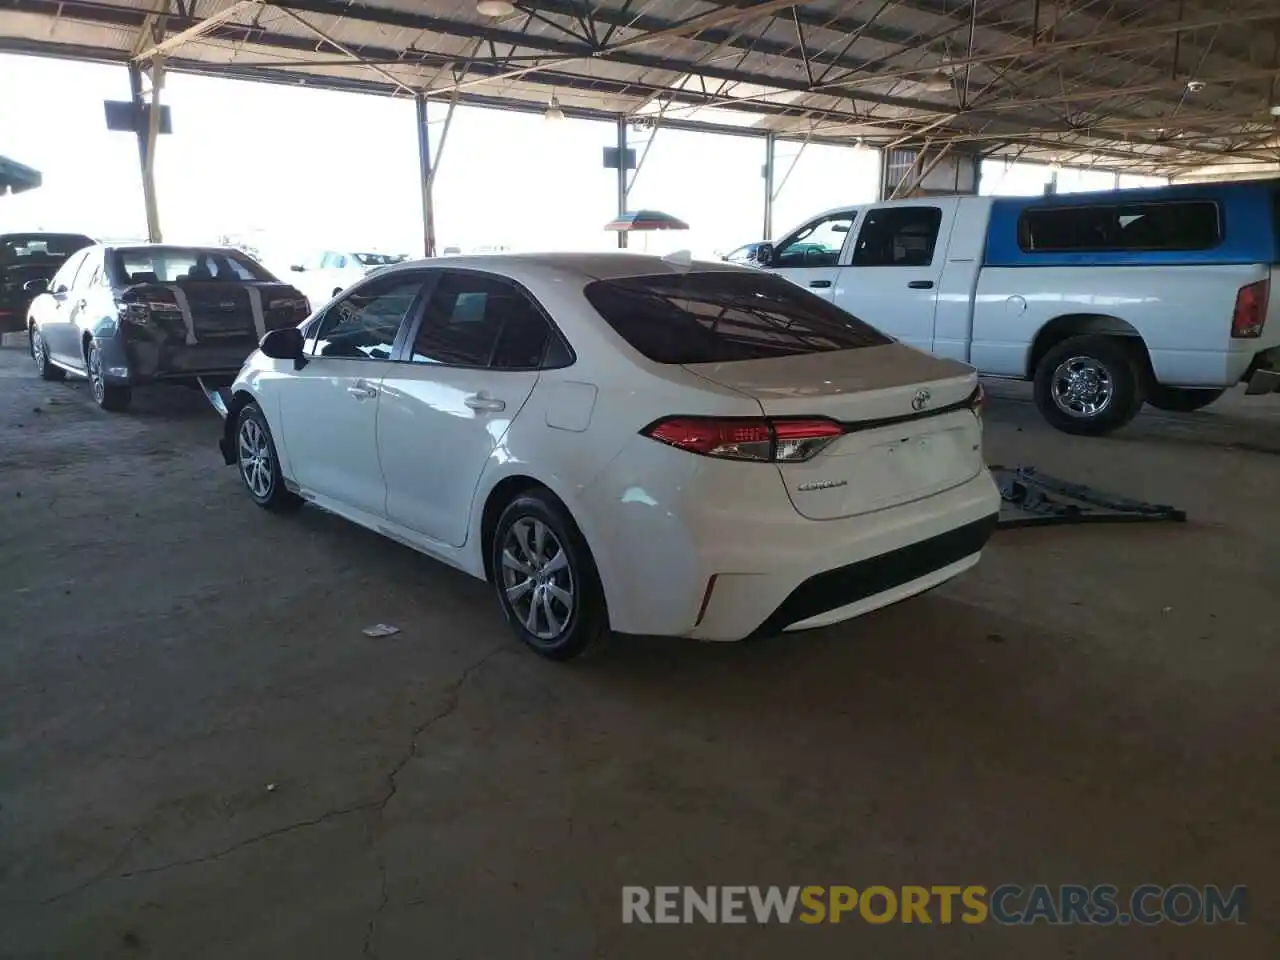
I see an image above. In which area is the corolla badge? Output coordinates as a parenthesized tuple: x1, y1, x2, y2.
(911, 388, 932, 411)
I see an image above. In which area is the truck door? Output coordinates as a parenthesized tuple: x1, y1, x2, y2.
(835, 201, 957, 354)
(766, 210, 856, 301)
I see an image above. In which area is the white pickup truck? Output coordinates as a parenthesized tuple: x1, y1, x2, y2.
(756, 181, 1280, 434)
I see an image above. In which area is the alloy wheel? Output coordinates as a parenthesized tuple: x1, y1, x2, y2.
(238, 417, 274, 499)
(500, 517, 574, 641)
(30, 329, 46, 374)
(87, 344, 106, 404)
(1050, 355, 1113, 418)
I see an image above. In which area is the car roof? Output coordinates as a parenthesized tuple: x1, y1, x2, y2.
(383, 251, 750, 285)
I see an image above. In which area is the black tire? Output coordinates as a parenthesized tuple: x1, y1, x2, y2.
(1033, 335, 1145, 436)
(1147, 385, 1225, 413)
(491, 492, 607, 661)
(235, 402, 302, 513)
(29, 326, 65, 381)
(86, 340, 131, 412)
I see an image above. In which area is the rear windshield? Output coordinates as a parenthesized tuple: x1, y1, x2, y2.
(583, 271, 891, 364)
(0, 234, 93, 265)
(354, 252, 406, 266)
(113, 246, 275, 284)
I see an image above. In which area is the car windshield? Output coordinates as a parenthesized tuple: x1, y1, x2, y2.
(0, 234, 93, 265)
(354, 252, 407, 266)
(114, 246, 276, 284)
(583, 270, 892, 364)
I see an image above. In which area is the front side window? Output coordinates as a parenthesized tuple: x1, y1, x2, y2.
(50, 249, 89, 293)
(75, 249, 104, 290)
(411, 272, 552, 369)
(1019, 200, 1222, 252)
(584, 270, 891, 365)
(851, 207, 944, 267)
(774, 215, 854, 268)
(312, 274, 424, 360)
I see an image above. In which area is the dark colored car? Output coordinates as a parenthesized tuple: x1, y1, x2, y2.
(25, 244, 310, 411)
(0, 233, 95, 333)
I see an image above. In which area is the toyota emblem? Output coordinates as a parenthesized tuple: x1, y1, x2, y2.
(911, 388, 932, 411)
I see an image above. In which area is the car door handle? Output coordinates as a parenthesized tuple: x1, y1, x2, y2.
(347, 382, 378, 400)
(464, 394, 506, 413)
(908, 280, 935, 290)
(808, 280, 833, 289)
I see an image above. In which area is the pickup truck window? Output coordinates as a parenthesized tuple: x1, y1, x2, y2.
(851, 207, 943, 267)
(774, 215, 853, 268)
(1019, 200, 1221, 253)
(584, 270, 891, 364)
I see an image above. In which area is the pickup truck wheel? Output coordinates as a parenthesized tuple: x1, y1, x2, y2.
(1147, 386, 1225, 413)
(1034, 335, 1144, 436)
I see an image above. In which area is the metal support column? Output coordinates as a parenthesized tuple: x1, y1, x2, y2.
(127, 62, 163, 243)
(615, 117, 628, 250)
(762, 132, 776, 241)
(415, 94, 437, 258)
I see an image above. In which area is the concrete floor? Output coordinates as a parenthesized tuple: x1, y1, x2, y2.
(0, 343, 1276, 959)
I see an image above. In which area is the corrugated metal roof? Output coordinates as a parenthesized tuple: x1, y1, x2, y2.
(3, 0, 1280, 174)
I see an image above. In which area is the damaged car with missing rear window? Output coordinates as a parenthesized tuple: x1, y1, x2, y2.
(25, 243, 310, 411)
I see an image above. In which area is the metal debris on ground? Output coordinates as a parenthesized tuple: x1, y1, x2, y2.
(362, 623, 401, 638)
(990, 465, 1187, 531)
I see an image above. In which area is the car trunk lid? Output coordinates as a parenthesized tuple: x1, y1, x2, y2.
(684, 344, 985, 520)
(120, 280, 305, 343)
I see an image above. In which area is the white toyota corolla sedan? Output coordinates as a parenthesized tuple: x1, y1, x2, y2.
(217, 253, 1000, 659)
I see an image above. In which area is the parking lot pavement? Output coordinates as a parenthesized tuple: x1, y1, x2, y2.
(1, 344, 1277, 959)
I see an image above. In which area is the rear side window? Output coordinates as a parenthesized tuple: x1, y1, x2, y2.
(1019, 200, 1221, 252)
(411, 271, 554, 369)
(583, 271, 891, 365)
(851, 207, 943, 267)
(1273, 191, 1280, 250)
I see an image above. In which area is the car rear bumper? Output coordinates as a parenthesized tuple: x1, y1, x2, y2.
(687, 472, 1000, 641)
(582, 432, 1001, 642)
(100, 335, 256, 385)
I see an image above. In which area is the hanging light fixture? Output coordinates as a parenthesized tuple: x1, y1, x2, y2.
(476, 0, 516, 17)
(921, 70, 953, 93)
(544, 92, 565, 123)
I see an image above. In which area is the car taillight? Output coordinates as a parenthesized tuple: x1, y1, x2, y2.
(116, 301, 151, 325)
(642, 416, 844, 462)
(117, 297, 182, 325)
(1231, 279, 1269, 338)
(269, 296, 311, 321)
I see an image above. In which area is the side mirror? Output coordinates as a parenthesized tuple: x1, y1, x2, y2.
(754, 243, 775, 267)
(290, 264, 305, 272)
(260, 326, 305, 366)
(23, 278, 49, 294)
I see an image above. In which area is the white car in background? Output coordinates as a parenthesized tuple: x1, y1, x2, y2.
(287, 249, 408, 307)
(218, 254, 1000, 660)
